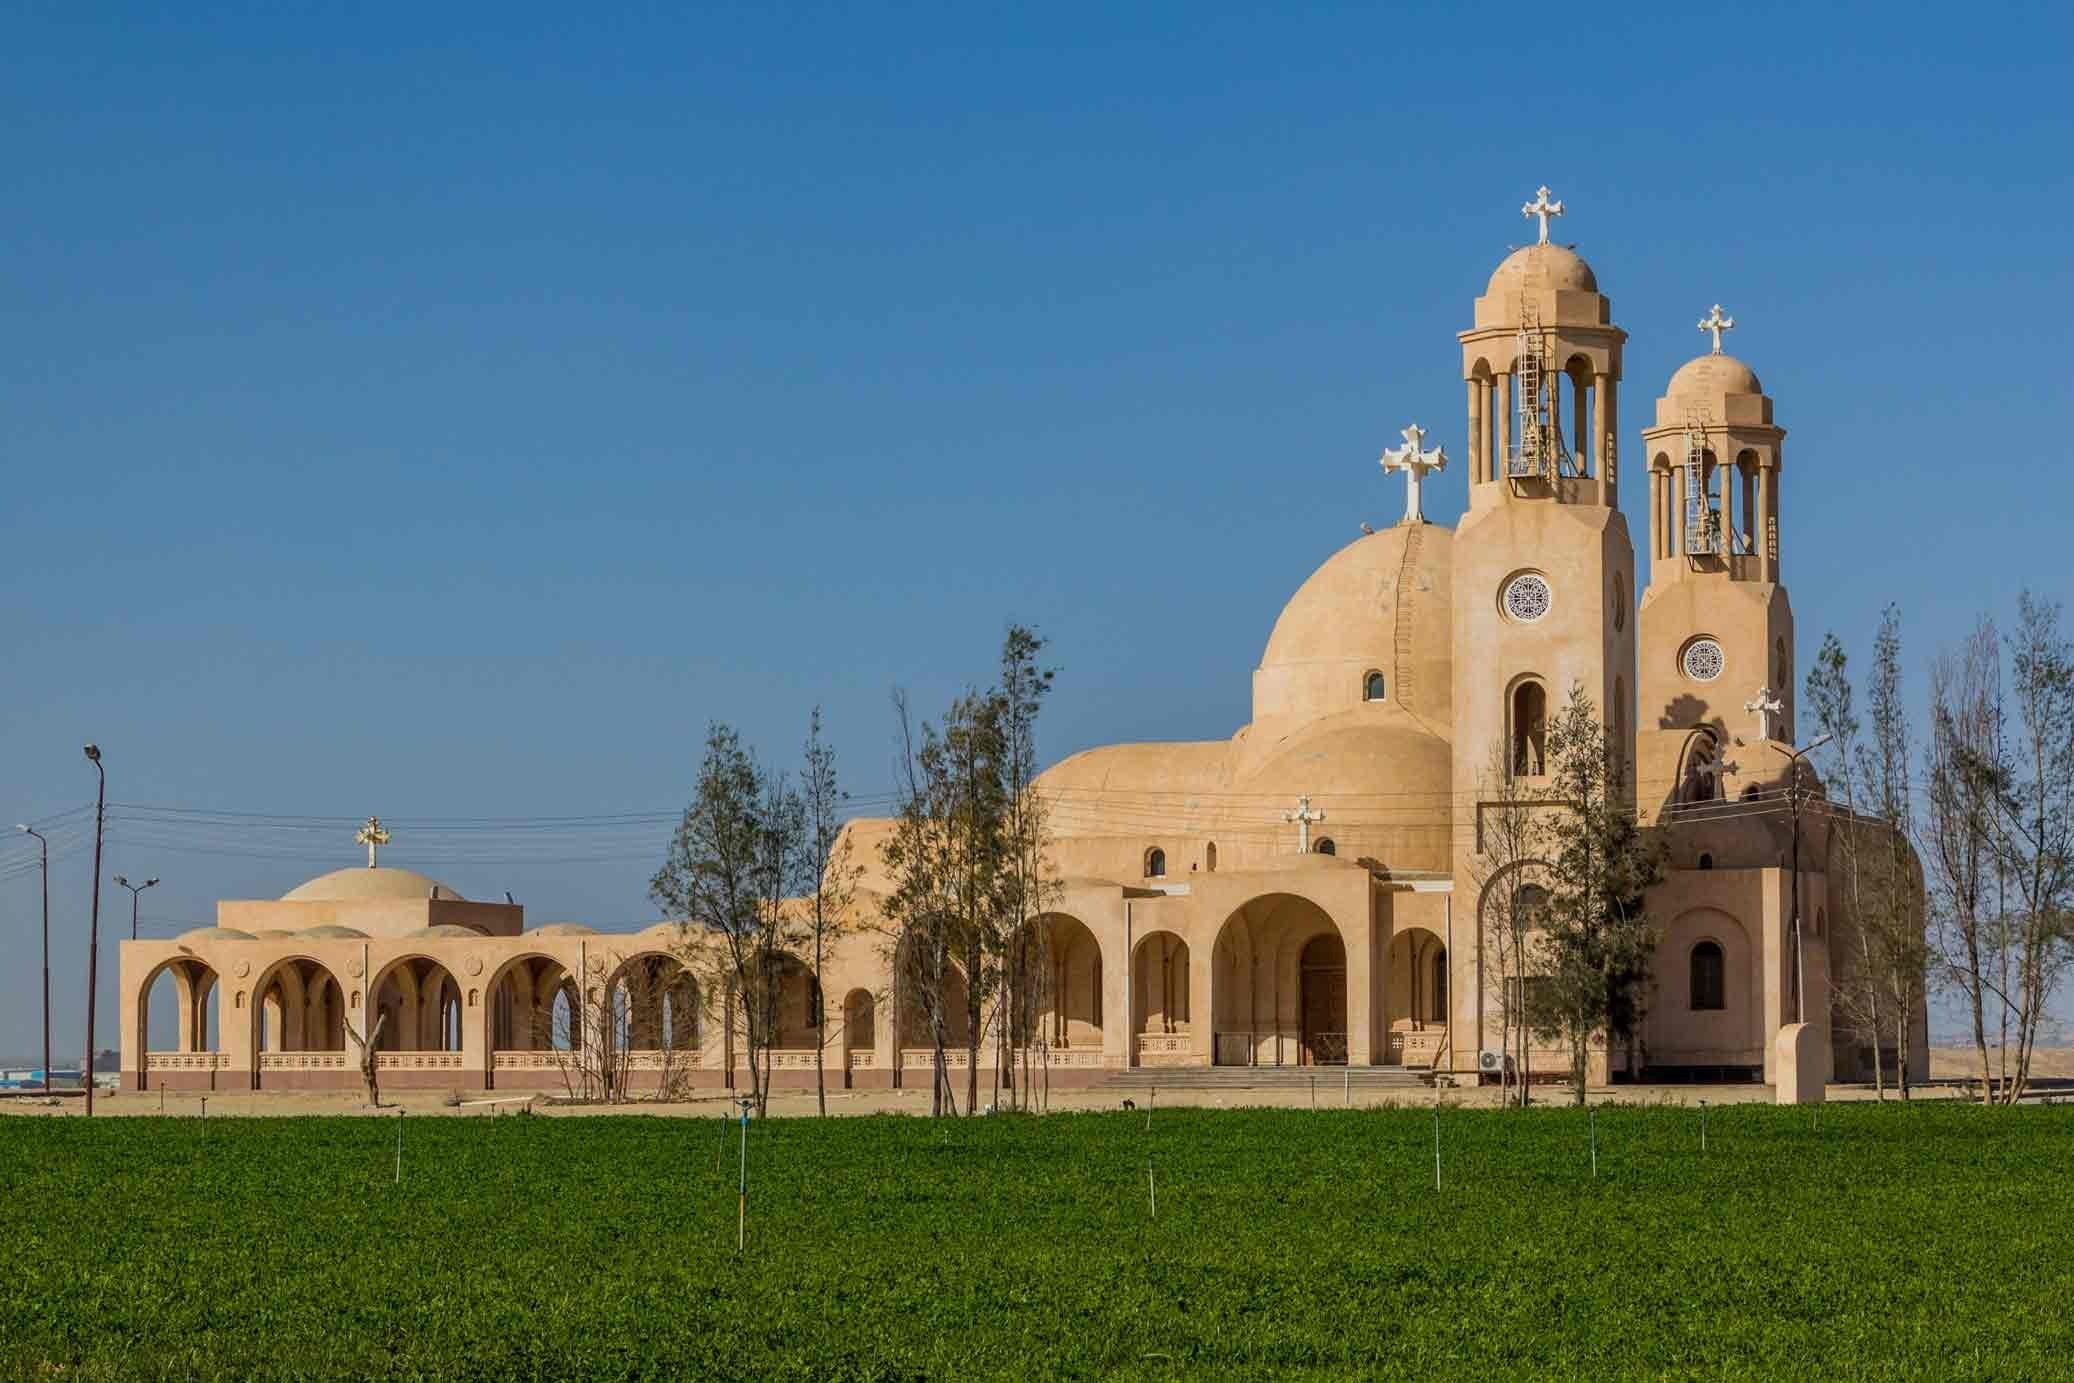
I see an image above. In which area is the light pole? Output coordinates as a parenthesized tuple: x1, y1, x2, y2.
(17, 825, 50, 1092)
(1768, 733, 1833, 1024)
(83, 744, 106, 1115)
(114, 875, 159, 941)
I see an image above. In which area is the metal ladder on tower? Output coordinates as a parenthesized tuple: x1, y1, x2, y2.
(1683, 411, 1719, 558)
(1512, 304, 1545, 480)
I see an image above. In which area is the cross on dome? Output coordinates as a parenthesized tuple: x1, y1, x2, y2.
(355, 815, 392, 868)
(1380, 422, 1448, 525)
(1699, 304, 1735, 354)
(1744, 687, 1784, 742)
(1283, 795, 1326, 854)
(1522, 186, 1564, 244)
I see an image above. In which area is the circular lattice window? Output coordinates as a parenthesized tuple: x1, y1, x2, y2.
(1502, 573, 1553, 623)
(1682, 638, 1726, 682)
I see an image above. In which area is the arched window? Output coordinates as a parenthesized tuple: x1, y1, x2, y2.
(1698, 852, 1714, 871)
(1314, 837, 1336, 856)
(1144, 848, 1166, 879)
(1204, 841, 1217, 873)
(1690, 941, 1726, 1011)
(1511, 680, 1548, 776)
(1429, 947, 1448, 1022)
(1364, 670, 1387, 702)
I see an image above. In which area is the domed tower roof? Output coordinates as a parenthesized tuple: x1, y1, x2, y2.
(1664, 353, 1764, 407)
(1485, 243, 1599, 298)
(281, 867, 465, 903)
(1253, 525, 1453, 731)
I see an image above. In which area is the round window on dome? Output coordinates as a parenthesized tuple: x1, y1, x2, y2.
(1682, 638, 1726, 682)
(1502, 573, 1553, 623)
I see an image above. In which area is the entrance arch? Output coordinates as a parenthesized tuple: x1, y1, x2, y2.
(1211, 894, 1349, 1066)
(369, 956, 464, 1052)
(137, 957, 222, 1089)
(1131, 930, 1190, 1036)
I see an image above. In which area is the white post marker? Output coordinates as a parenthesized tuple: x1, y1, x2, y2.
(1700, 1098, 1709, 1155)
(394, 1108, 403, 1184)
(736, 1096, 755, 1254)
(1433, 1104, 1442, 1192)
(1590, 1106, 1598, 1180)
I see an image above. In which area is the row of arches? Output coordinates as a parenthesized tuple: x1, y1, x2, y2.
(1467, 355, 1611, 486)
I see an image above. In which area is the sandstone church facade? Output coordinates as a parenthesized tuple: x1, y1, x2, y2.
(120, 191, 1929, 1096)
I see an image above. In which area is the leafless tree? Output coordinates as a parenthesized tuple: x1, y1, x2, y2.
(1925, 618, 2007, 1101)
(1473, 741, 1546, 1107)
(343, 1011, 387, 1107)
(800, 707, 860, 1116)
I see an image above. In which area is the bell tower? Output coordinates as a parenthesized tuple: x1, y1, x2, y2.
(1452, 188, 1638, 835)
(1635, 306, 1794, 814)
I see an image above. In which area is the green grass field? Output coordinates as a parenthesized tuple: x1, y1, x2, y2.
(2, 1102, 2070, 1379)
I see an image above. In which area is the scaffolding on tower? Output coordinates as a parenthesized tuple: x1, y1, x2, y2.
(1683, 412, 1721, 559)
(1509, 302, 1575, 484)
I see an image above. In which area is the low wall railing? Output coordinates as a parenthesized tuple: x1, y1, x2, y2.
(144, 1052, 229, 1071)
(258, 1052, 348, 1071)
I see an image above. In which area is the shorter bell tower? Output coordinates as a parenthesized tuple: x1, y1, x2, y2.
(1635, 307, 1794, 816)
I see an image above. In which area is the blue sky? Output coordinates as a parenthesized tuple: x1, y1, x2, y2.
(3, 2, 2070, 1057)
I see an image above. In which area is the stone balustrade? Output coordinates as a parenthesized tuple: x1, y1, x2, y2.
(145, 1052, 230, 1070)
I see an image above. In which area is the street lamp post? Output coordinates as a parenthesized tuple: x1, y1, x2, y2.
(83, 744, 106, 1115)
(17, 826, 50, 1092)
(114, 875, 159, 941)
(1768, 733, 1834, 1025)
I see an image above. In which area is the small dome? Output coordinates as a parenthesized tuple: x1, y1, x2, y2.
(181, 926, 256, 942)
(529, 923, 599, 937)
(252, 929, 296, 939)
(298, 924, 370, 940)
(403, 924, 483, 940)
(1486, 243, 1598, 298)
(1667, 353, 1762, 399)
(281, 866, 464, 903)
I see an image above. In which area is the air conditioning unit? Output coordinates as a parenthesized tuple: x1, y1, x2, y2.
(1478, 1048, 1511, 1075)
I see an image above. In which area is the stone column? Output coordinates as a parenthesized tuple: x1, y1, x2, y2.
(1495, 373, 1512, 475)
(463, 970, 490, 1091)
(1757, 465, 1776, 578)
(1105, 904, 1130, 1069)
(1592, 372, 1609, 488)
(1466, 379, 1485, 484)
(1572, 373, 1589, 474)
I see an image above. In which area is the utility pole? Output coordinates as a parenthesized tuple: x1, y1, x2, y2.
(1769, 733, 1834, 1024)
(83, 744, 106, 1115)
(115, 875, 159, 942)
(17, 825, 50, 1091)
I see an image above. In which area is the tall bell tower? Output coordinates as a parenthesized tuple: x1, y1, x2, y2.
(1451, 188, 1637, 822)
(1634, 307, 1794, 816)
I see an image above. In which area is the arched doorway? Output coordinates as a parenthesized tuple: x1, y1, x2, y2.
(369, 957, 464, 1052)
(1299, 934, 1347, 1066)
(1210, 894, 1348, 1067)
(842, 988, 876, 1071)
(137, 957, 222, 1090)
(1386, 926, 1448, 1064)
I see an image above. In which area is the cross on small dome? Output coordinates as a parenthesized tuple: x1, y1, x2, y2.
(1699, 304, 1735, 354)
(1522, 186, 1564, 244)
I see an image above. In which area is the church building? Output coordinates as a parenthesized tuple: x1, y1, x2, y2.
(119, 190, 1928, 1096)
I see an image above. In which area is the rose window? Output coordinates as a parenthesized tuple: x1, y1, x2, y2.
(1502, 574, 1553, 623)
(1682, 638, 1726, 682)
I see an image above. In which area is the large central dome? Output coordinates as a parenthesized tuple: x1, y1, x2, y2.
(1253, 524, 1453, 729)
(281, 867, 465, 903)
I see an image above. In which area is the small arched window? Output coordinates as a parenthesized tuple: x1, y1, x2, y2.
(1697, 852, 1714, 871)
(1511, 680, 1548, 776)
(1204, 841, 1217, 873)
(1364, 671, 1387, 702)
(1314, 837, 1336, 857)
(1144, 848, 1166, 879)
(1814, 908, 1826, 939)
(1690, 941, 1726, 1011)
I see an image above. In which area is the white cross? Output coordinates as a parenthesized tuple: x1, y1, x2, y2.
(1380, 423, 1448, 525)
(1744, 688, 1784, 742)
(1522, 186, 1564, 245)
(355, 815, 391, 868)
(1699, 304, 1735, 354)
(1283, 795, 1326, 854)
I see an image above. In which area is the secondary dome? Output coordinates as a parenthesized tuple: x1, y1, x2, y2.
(281, 866, 465, 903)
(1254, 525, 1453, 728)
(1230, 714, 1454, 873)
(1486, 243, 1598, 298)
(1667, 353, 1762, 400)
(180, 926, 256, 942)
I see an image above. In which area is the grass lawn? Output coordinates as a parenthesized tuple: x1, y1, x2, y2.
(2, 1102, 2070, 1379)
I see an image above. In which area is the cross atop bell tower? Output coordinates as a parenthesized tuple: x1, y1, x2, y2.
(1522, 185, 1564, 244)
(1699, 304, 1735, 354)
